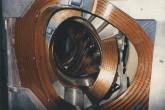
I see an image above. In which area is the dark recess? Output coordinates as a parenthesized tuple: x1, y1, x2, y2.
(0, 0, 8, 109)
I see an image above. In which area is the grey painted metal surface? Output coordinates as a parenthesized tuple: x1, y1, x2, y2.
(60, 0, 70, 6)
(80, 0, 93, 12)
(5, 18, 22, 110)
(46, 18, 59, 41)
(8, 87, 46, 110)
(64, 87, 84, 108)
(60, 0, 93, 12)
(71, 0, 82, 6)
(53, 81, 65, 99)
(84, 94, 92, 109)
(136, 20, 156, 43)
(2, 0, 35, 17)
(53, 81, 93, 109)
(6, 18, 21, 87)
(6, 18, 14, 110)
(116, 35, 128, 95)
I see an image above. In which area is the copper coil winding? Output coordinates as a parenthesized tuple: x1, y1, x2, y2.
(15, 0, 153, 110)
(92, 0, 153, 109)
(37, 6, 118, 103)
(87, 37, 118, 103)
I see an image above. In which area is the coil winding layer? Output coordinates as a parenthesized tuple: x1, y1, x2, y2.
(15, 0, 153, 109)
(91, 0, 153, 109)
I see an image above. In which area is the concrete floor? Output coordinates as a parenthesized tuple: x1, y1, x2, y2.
(110, 0, 165, 109)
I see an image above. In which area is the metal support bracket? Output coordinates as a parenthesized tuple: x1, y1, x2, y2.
(8, 87, 47, 110)
(60, 0, 93, 12)
(2, 0, 35, 17)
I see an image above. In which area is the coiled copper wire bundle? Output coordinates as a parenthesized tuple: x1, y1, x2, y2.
(15, 0, 153, 109)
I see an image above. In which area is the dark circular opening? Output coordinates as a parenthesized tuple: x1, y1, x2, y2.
(50, 17, 102, 78)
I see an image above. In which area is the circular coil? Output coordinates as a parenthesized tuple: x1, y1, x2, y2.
(15, 0, 153, 109)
